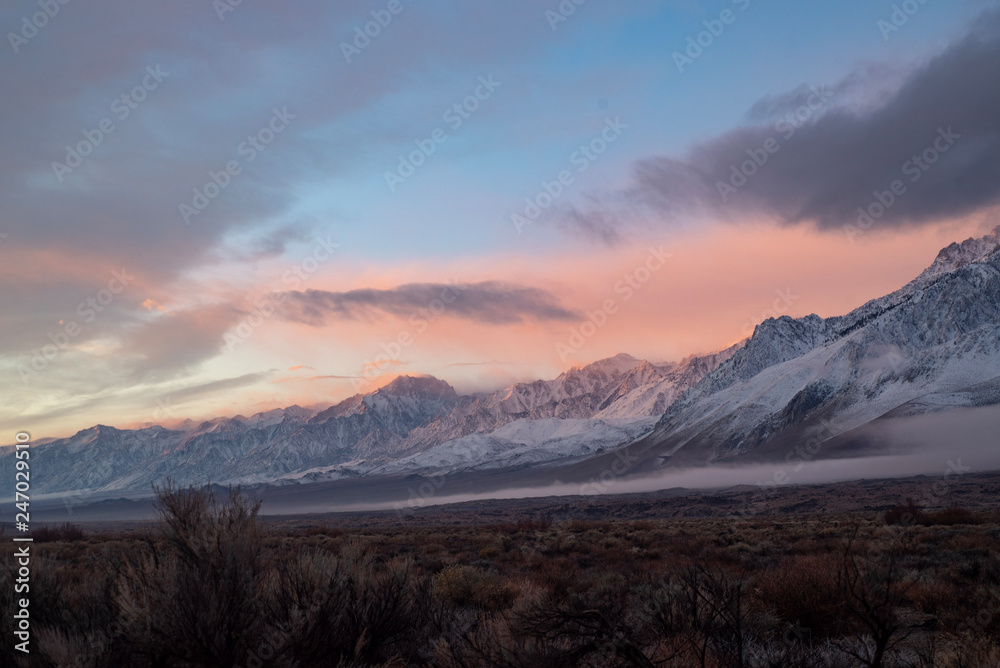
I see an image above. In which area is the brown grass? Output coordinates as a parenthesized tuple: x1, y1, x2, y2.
(1, 492, 998, 667)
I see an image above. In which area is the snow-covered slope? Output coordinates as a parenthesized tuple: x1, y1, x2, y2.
(378, 417, 659, 474)
(282, 417, 660, 482)
(642, 226, 1000, 463)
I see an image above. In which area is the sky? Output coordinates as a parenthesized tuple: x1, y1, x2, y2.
(2, 0, 999, 439)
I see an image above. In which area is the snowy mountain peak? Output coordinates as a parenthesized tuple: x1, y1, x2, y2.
(75, 424, 117, 442)
(244, 405, 316, 426)
(566, 353, 642, 378)
(378, 375, 457, 399)
(714, 314, 829, 386)
(591, 352, 640, 366)
(916, 226, 1000, 283)
(307, 376, 457, 425)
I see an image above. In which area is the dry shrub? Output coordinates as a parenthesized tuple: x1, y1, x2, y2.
(269, 544, 427, 666)
(754, 553, 844, 637)
(528, 555, 581, 598)
(31, 523, 85, 543)
(512, 518, 551, 532)
(302, 525, 344, 538)
(434, 565, 514, 609)
(906, 577, 954, 617)
(941, 636, 1000, 668)
(517, 576, 660, 668)
(115, 483, 269, 667)
(477, 545, 501, 559)
(924, 506, 976, 525)
(885, 499, 926, 526)
(34, 627, 108, 668)
(886, 500, 978, 526)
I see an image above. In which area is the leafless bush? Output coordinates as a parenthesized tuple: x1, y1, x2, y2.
(886, 500, 979, 527)
(643, 563, 755, 667)
(267, 543, 428, 666)
(517, 579, 660, 667)
(753, 553, 844, 637)
(30, 523, 86, 543)
(434, 565, 515, 609)
(115, 482, 269, 666)
(833, 528, 921, 668)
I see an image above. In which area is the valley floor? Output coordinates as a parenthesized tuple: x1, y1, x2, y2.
(2, 473, 999, 666)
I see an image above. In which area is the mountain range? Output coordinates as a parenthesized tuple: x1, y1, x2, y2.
(5, 227, 1000, 498)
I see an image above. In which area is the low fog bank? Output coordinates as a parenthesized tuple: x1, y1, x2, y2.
(316, 405, 1000, 514)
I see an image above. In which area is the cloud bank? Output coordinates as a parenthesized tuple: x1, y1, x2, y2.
(275, 282, 579, 326)
(566, 11, 1000, 238)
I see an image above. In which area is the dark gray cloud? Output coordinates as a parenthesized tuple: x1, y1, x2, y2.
(0, 0, 654, 279)
(275, 282, 579, 326)
(566, 10, 1000, 238)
